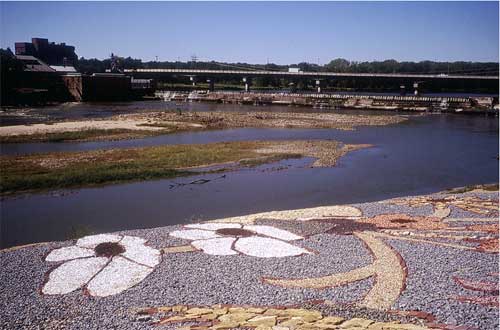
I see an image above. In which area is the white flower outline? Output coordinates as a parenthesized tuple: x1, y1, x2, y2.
(169, 223, 314, 258)
(42, 234, 161, 297)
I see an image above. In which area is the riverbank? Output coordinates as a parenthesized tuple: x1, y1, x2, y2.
(162, 90, 499, 114)
(0, 139, 366, 195)
(0, 110, 407, 143)
(1, 188, 497, 329)
(128, 110, 407, 130)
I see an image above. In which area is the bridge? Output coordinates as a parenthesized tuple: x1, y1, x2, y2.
(124, 68, 499, 80)
(124, 68, 499, 93)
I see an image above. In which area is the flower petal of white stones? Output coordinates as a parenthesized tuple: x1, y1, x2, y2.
(185, 223, 241, 231)
(76, 234, 122, 249)
(170, 229, 221, 240)
(234, 237, 311, 258)
(120, 236, 161, 268)
(243, 225, 303, 241)
(191, 237, 238, 256)
(86, 256, 152, 297)
(43, 234, 162, 296)
(42, 257, 108, 295)
(45, 246, 95, 262)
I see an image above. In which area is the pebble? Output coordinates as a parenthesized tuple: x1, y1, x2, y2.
(1, 190, 497, 329)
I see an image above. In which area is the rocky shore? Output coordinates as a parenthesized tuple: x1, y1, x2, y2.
(127, 110, 408, 131)
(0, 110, 407, 143)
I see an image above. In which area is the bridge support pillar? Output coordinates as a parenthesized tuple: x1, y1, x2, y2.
(315, 79, 323, 93)
(190, 76, 197, 87)
(413, 82, 419, 96)
(400, 85, 406, 96)
(207, 79, 215, 92)
(243, 77, 251, 92)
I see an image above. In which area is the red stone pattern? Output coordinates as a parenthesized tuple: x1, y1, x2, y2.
(451, 276, 499, 308)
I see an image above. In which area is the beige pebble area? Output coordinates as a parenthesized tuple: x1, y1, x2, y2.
(120, 111, 407, 131)
(0, 119, 167, 136)
(0, 110, 405, 139)
(256, 141, 372, 167)
(141, 305, 431, 330)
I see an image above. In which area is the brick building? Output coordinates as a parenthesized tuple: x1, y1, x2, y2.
(15, 38, 78, 66)
(4, 38, 140, 104)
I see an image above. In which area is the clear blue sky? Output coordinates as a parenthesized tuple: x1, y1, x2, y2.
(1, 1, 498, 64)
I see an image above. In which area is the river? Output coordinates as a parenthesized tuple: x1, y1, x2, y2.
(0, 102, 498, 248)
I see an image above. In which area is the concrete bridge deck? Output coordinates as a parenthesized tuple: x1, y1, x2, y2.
(125, 68, 499, 80)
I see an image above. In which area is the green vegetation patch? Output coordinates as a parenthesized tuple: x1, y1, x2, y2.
(446, 183, 499, 194)
(0, 141, 302, 195)
(0, 128, 170, 143)
(239, 154, 301, 167)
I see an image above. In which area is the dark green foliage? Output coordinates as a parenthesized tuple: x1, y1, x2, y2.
(72, 54, 499, 76)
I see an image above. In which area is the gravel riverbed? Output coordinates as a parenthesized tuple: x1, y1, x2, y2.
(1, 189, 498, 329)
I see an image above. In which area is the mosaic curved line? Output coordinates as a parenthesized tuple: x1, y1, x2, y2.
(263, 231, 406, 311)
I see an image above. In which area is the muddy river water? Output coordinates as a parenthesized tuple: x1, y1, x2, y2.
(0, 102, 498, 248)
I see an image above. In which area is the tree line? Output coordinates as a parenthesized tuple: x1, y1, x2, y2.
(2, 46, 497, 75)
(75, 55, 498, 76)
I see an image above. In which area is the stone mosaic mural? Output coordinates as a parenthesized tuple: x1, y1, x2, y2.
(28, 190, 499, 329)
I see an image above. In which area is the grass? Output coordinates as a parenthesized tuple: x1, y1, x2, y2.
(136, 122, 201, 132)
(0, 141, 302, 195)
(66, 224, 95, 240)
(446, 183, 499, 194)
(239, 154, 301, 167)
(0, 128, 170, 143)
(137, 123, 180, 128)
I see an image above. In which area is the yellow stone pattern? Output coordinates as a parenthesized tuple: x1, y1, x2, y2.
(162, 245, 199, 254)
(211, 205, 362, 225)
(264, 232, 405, 311)
(150, 305, 431, 330)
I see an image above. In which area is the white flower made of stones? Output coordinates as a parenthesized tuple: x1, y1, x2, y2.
(42, 234, 160, 297)
(170, 223, 312, 258)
